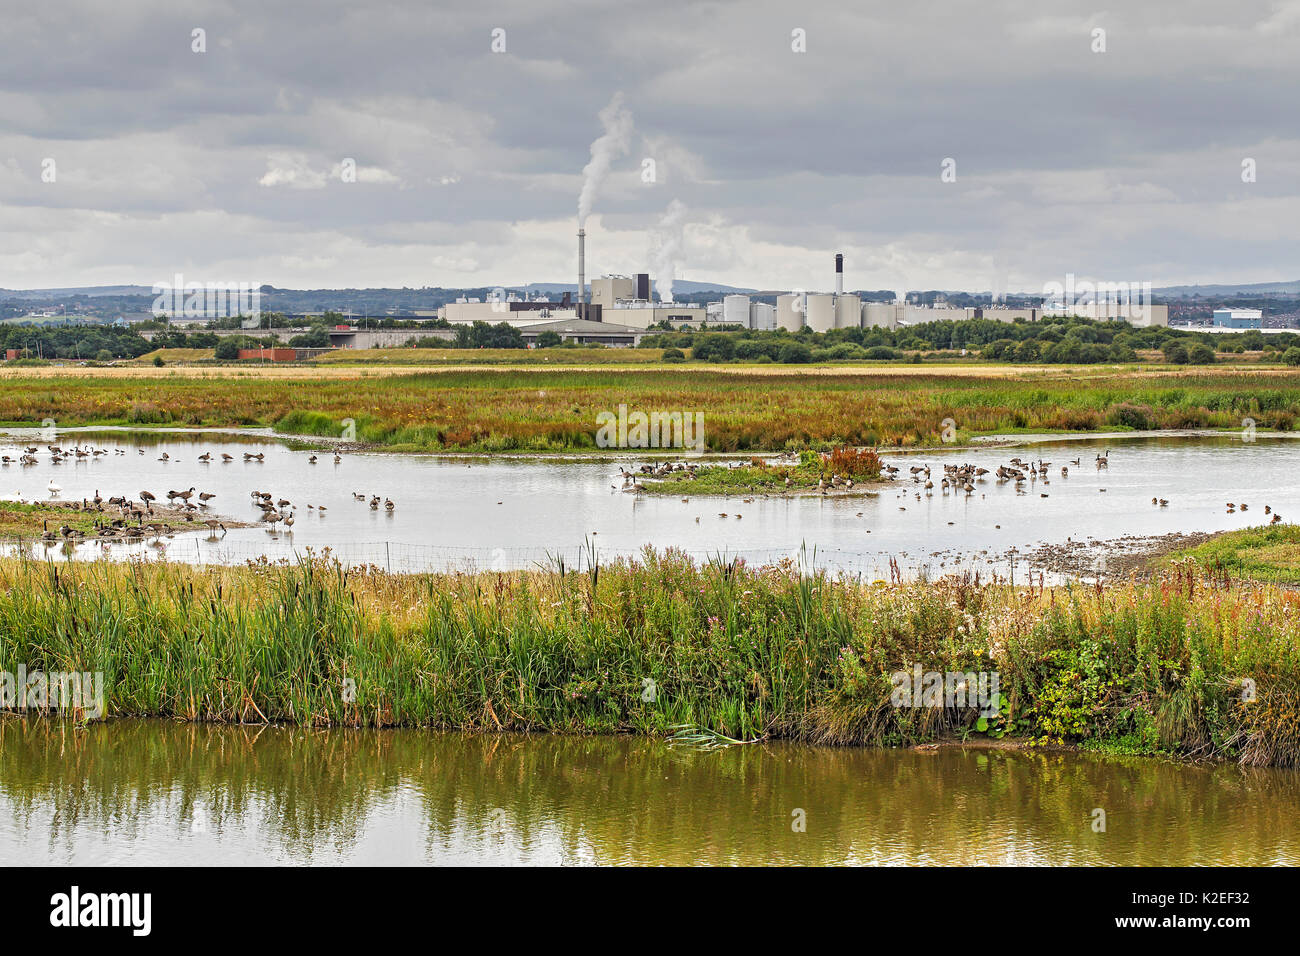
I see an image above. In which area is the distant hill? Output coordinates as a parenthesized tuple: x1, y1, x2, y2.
(0, 285, 155, 299)
(1153, 280, 1300, 297)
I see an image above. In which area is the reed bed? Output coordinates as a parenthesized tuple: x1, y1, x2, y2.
(1, 553, 1297, 766)
(0, 367, 1295, 451)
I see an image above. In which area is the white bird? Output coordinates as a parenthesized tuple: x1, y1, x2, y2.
(47, 480, 61, 498)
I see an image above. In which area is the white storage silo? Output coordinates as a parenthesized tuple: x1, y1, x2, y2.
(835, 294, 861, 329)
(723, 294, 752, 328)
(751, 301, 776, 331)
(805, 293, 835, 333)
(776, 293, 806, 332)
(862, 301, 899, 330)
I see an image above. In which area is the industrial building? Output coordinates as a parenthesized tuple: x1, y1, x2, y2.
(1212, 308, 1263, 329)
(436, 234, 1168, 341)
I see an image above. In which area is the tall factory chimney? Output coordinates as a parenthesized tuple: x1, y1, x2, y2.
(577, 229, 586, 314)
(835, 253, 844, 295)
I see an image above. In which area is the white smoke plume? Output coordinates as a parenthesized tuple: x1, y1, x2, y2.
(649, 199, 688, 304)
(577, 92, 633, 227)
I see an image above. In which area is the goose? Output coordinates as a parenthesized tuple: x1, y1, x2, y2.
(384, 498, 395, 512)
(283, 513, 295, 529)
(198, 492, 215, 504)
(139, 490, 156, 503)
(40, 520, 57, 541)
(158, 452, 169, 461)
(308, 455, 318, 463)
(1271, 513, 1283, 524)
(198, 453, 211, 462)
(204, 520, 227, 535)
(221, 453, 233, 462)
(92, 489, 103, 507)
(333, 454, 341, 464)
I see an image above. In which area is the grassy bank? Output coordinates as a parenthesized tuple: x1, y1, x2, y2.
(0, 502, 97, 539)
(1, 554, 1296, 767)
(1165, 525, 1300, 585)
(0, 365, 1296, 452)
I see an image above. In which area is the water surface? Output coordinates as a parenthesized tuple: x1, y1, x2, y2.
(1, 720, 1296, 865)
(2, 430, 1295, 578)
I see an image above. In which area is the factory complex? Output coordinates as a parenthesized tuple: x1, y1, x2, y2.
(436, 241, 1168, 338)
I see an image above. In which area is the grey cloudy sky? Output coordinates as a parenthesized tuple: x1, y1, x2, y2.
(2, 0, 1298, 293)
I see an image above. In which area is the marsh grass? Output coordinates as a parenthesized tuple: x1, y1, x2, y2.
(1, 553, 1297, 766)
(0, 367, 1295, 451)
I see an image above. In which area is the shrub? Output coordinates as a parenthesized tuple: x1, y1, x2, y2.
(1282, 346, 1300, 366)
(1187, 343, 1217, 365)
(661, 347, 685, 363)
(1108, 402, 1157, 430)
(778, 342, 813, 364)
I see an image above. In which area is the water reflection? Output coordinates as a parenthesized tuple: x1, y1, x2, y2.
(2, 720, 1297, 865)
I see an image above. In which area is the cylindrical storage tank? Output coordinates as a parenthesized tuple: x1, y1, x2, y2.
(776, 293, 805, 332)
(862, 301, 897, 329)
(723, 294, 751, 328)
(751, 302, 776, 331)
(835, 294, 861, 329)
(805, 293, 835, 333)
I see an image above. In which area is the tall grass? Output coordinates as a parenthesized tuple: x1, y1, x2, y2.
(0, 367, 1296, 450)
(0, 554, 1297, 766)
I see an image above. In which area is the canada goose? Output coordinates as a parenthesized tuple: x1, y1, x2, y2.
(370, 496, 380, 509)
(283, 513, 295, 528)
(353, 493, 365, 500)
(1265, 505, 1272, 514)
(199, 492, 215, 503)
(204, 519, 226, 535)
(92, 489, 102, 506)
(333, 454, 341, 463)
(384, 498, 395, 512)
(140, 490, 156, 503)
(221, 453, 233, 461)
(158, 452, 169, 461)
(308, 455, 317, 463)
(1271, 513, 1283, 524)
(41, 520, 56, 541)
(198, 453, 211, 461)
(1159, 499, 1169, 507)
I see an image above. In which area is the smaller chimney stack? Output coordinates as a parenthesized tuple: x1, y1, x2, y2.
(577, 229, 586, 315)
(835, 253, 844, 296)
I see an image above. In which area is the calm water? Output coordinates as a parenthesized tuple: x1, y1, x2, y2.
(1, 720, 1296, 865)
(1, 429, 1296, 578)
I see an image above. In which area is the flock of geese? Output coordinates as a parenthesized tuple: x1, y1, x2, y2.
(9, 442, 397, 549)
(36, 484, 227, 547)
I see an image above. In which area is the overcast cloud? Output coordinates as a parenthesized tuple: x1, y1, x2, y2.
(1, 0, 1298, 292)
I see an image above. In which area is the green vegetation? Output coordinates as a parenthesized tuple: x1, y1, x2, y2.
(647, 448, 883, 495)
(0, 366, 1297, 451)
(0, 502, 98, 539)
(1, 555, 1296, 767)
(1165, 525, 1300, 584)
(642, 316, 1299, 366)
